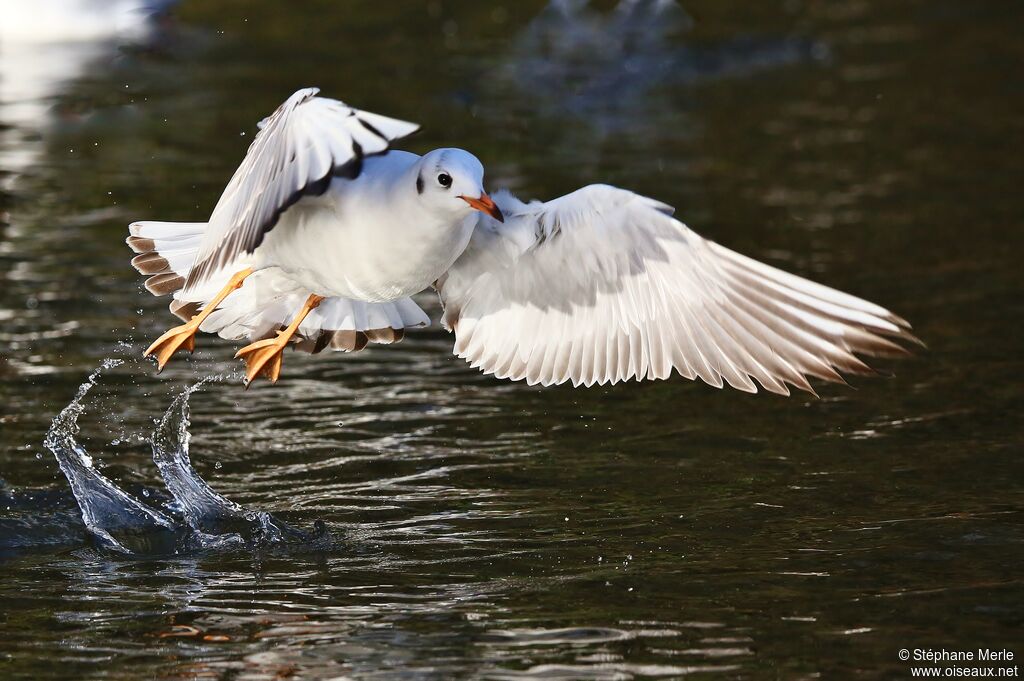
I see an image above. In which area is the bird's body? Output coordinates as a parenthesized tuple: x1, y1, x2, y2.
(129, 87, 919, 390)
(254, 151, 476, 302)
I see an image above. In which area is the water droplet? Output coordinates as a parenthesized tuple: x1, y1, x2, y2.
(35, 452, 42, 460)
(214, 461, 222, 470)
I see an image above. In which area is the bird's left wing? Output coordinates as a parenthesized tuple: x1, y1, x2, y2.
(435, 184, 919, 394)
(182, 87, 419, 295)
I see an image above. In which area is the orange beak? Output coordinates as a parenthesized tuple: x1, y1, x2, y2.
(459, 192, 504, 223)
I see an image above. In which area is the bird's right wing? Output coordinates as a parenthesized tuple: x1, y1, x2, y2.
(435, 184, 920, 394)
(182, 87, 419, 296)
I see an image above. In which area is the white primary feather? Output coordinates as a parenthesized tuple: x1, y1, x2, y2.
(436, 184, 919, 394)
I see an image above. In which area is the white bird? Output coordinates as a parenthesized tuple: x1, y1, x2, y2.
(128, 87, 919, 392)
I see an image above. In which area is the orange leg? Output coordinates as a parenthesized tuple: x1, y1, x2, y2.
(234, 294, 324, 387)
(144, 268, 254, 372)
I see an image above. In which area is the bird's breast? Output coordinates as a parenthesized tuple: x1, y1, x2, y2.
(255, 192, 473, 302)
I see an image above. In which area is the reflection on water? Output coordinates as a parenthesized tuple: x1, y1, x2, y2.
(0, 0, 174, 178)
(485, 0, 826, 131)
(0, 0, 1022, 678)
(476, 0, 828, 177)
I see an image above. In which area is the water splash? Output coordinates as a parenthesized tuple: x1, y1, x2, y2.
(41, 362, 328, 556)
(44, 359, 178, 553)
(151, 378, 308, 546)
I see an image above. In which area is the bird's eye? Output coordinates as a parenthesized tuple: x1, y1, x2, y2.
(437, 173, 452, 189)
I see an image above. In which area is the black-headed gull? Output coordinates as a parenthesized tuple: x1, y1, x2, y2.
(128, 87, 919, 392)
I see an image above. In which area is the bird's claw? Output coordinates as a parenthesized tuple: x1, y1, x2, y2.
(144, 320, 199, 373)
(235, 338, 287, 387)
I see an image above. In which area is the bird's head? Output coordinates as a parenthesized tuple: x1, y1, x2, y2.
(415, 148, 503, 223)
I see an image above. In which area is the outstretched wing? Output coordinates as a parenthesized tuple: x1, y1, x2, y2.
(435, 185, 920, 394)
(182, 87, 419, 295)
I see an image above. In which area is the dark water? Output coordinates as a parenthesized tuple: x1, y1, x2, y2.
(1, 0, 1022, 678)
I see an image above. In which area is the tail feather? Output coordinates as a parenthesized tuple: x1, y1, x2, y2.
(193, 269, 429, 354)
(129, 220, 207, 242)
(144, 272, 186, 296)
(127, 221, 207, 296)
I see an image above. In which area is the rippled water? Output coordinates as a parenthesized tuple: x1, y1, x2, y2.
(1, 1, 1022, 678)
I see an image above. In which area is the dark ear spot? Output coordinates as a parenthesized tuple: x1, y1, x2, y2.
(416, 173, 424, 194)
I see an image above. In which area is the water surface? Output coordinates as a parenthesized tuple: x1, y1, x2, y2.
(0, 0, 1022, 678)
